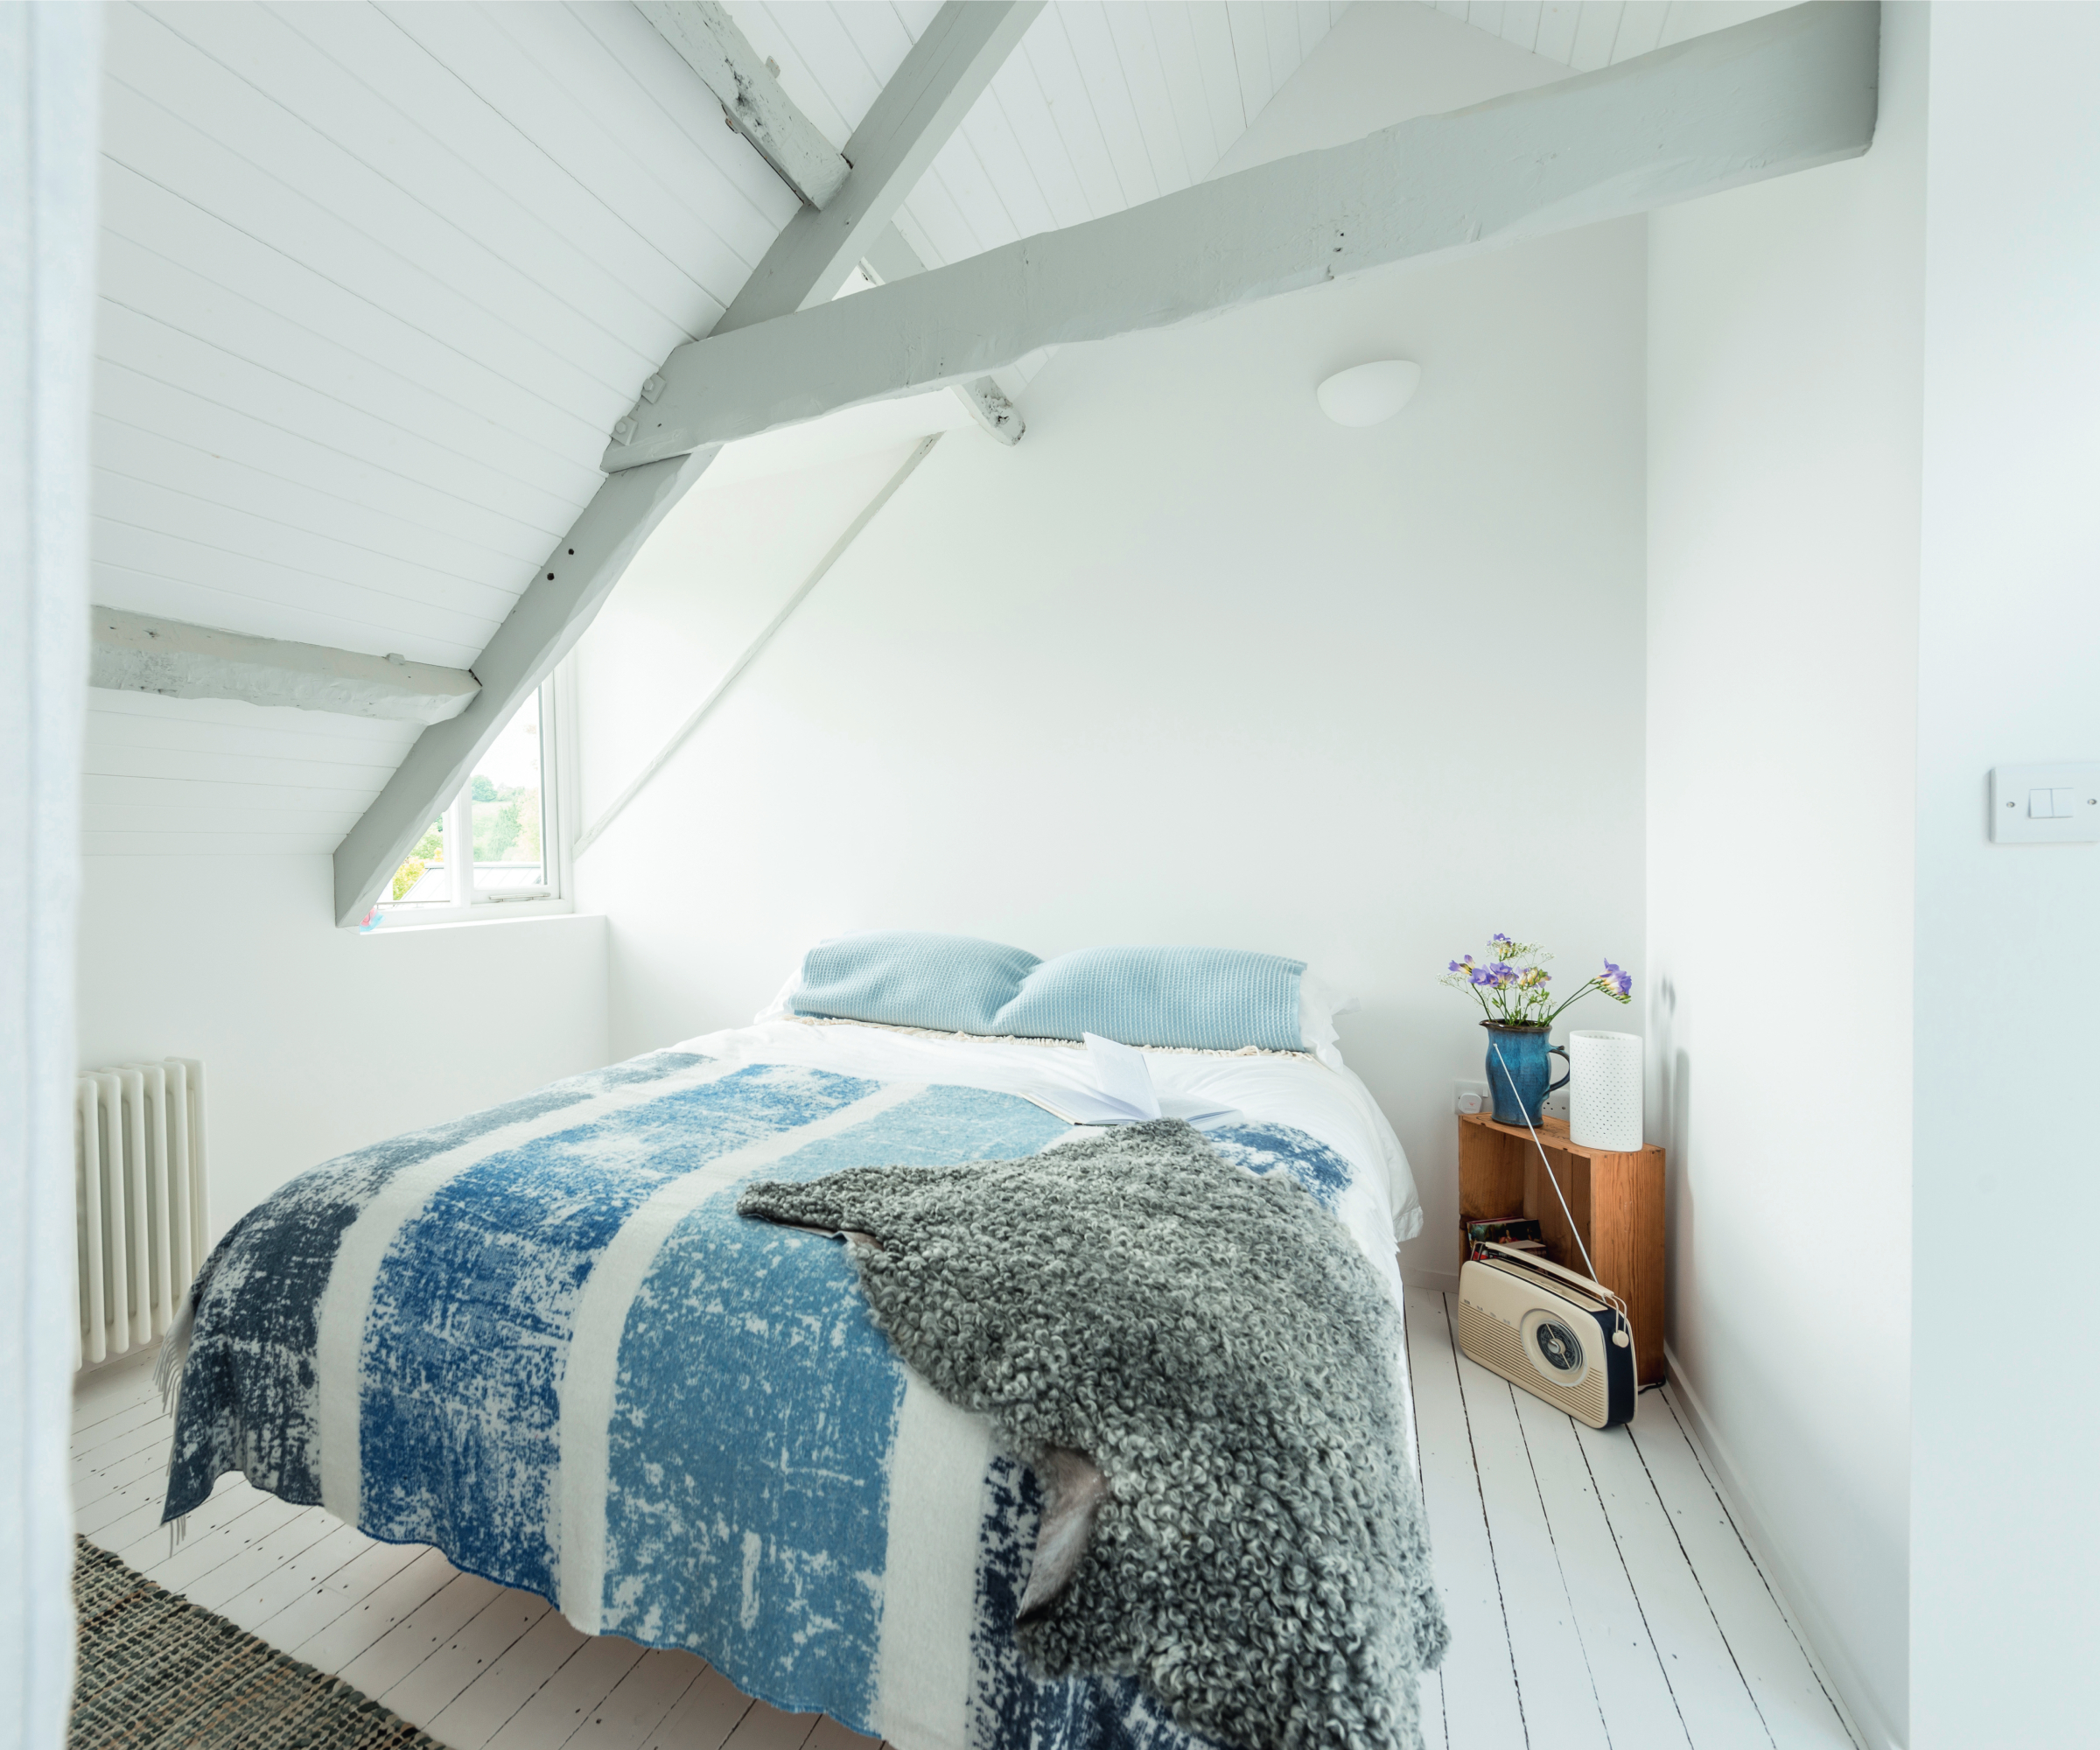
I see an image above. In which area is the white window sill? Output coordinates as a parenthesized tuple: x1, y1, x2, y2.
(354, 897, 581, 934)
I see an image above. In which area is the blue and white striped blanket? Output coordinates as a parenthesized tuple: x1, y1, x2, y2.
(166, 1026, 1418, 1750)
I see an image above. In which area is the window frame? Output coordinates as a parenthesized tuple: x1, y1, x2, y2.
(362, 664, 578, 931)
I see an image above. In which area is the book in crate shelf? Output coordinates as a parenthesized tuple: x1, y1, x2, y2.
(1458, 1110, 1666, 1387)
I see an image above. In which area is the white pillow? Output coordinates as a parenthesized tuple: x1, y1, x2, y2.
(1298, 968, 1360, 1071)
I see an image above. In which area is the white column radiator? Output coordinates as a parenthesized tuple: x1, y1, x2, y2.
(74, 1059, 208, 1369)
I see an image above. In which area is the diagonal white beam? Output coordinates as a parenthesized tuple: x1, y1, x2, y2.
(89, 606, 480, 724)
(331, 0, 1040, 926)
(710, 0, 1044, 332)
(638, 2, 849, 210)
(609, 0, 1880, 468)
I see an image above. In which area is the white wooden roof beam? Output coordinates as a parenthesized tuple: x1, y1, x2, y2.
(638, 2, 849, 210)
(89, 606, 480, 724)
(860, 224, 1024, 445)
(331, 1, 1041, 926)
(610, 1, 1880, 466)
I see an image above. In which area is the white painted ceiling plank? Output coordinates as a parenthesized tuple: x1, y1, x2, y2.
(285, 4, 731, 323)
(615, 2, 1880, 465)
(94, 303, 587, 536)
(1613, 1, 1671, 61)
(895, 167, 983, 268)
(1469, 2, 1507, 39)
(92, 472, 516, 630)
(1569, 2, 1626, 69)
(982, 52, 1095, 229)
(1019, 18, 1128, 215)
(1146, 4, 1225, 178)
(86, 732, 410, 789)
(85, 775, 386, 816)
(1295, 3, 1330, 65)
(97, 235, 606, 508)
(1061, 3, 1166, 206)
(422, 1, 794, 276)
(99, 170, 608, 474)
(86, 802, 372, 836)
(1501, 1, 1544, 50)
(96, 84, 626, 430)
(636, 2, 851, 209)
(84, 832, 349, 858)
(1261, 3, 1304, 95)
(93, 368, 558, 567)
(921, 131, 1020, 254)
(104, 9, 655, 401)
(148, 3, 708, 360)
(1183, 2, 1250, 161)
(956, 92, 1062, 239)
(1536, 2, 1584, 62)
(91, 417, 536, 591)
(829, 1, 922, 102)
(1223, 3, 1274, 136)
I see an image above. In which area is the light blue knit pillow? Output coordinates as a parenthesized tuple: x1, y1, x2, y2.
(791, 932, 1040, 1033)
(990, 946, 1307, 1052)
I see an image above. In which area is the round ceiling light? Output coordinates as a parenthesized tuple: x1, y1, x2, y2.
(1316, 360, 1422, 427)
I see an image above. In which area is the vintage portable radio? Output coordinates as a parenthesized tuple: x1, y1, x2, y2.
(1456, 1242, 1634, 1430)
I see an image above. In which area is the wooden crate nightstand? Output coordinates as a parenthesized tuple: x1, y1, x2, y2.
(1458, 1111, 1667, 1386)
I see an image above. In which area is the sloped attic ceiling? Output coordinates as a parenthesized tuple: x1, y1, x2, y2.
(85, 1, 1809, 865)
(83, 0, 1350, 858)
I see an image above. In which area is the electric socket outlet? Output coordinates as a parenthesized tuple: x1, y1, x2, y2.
(1453, 1079, 1490, 1116)
(1542, 1087, 1571, 1121)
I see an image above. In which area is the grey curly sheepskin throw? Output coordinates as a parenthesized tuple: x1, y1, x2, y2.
(736, 1117, 1448, 1750)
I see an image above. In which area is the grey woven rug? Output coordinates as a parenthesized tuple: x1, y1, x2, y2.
(71, 1538, 445, 1750)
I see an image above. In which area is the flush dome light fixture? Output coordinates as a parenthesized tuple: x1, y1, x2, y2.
(1317, 359, 1422, 426)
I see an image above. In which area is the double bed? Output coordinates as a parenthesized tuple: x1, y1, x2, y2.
(164, 1003, 1427, 1750)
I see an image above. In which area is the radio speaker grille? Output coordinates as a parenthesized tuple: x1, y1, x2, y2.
(1456, 1298, 1608, 1426)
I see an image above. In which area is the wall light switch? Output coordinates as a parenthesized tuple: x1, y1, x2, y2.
(1992, 765, 2100, 844)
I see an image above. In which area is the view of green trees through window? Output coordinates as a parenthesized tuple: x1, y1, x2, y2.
(382, 686, 548, 909)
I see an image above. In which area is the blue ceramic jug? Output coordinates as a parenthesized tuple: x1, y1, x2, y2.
(1483, 1024, 1569, 1126)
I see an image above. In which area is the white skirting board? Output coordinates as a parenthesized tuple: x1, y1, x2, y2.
(1663, 1345, 1894, 1750)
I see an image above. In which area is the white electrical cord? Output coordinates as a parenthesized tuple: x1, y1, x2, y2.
(1489, 1042, 1632, 1350)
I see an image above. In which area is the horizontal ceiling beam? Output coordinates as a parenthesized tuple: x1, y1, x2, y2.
(609, 0, 1880, 468)
(88, 607, 480, 724)
(331, 1, 1040, 927)
(859, 223, 1024, 445)
(638, 2, 848, 210)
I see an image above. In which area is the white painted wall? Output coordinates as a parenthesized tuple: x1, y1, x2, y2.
(574, 5, 1644, 1284)
(1910, 5, 2100, 1742)
(76, 857, 608, 1246)
(1645, 9, 1925, 1745)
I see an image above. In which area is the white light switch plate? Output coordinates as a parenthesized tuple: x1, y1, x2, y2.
(1990, 764, 2100, 844)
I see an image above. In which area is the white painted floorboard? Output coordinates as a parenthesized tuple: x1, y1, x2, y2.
(73, 1294, 1860, 1750)
(1402, 1289, 1861, 1750)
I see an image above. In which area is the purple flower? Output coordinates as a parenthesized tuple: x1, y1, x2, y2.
(1469, 967, 1495, 987)
(1603, 960, 1633, 998)
(1448, 956, 1476, 973)
(1491, 933, 1514, 945)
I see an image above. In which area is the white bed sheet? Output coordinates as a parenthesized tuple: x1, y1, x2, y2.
(676, 1018, 1424, 1256)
